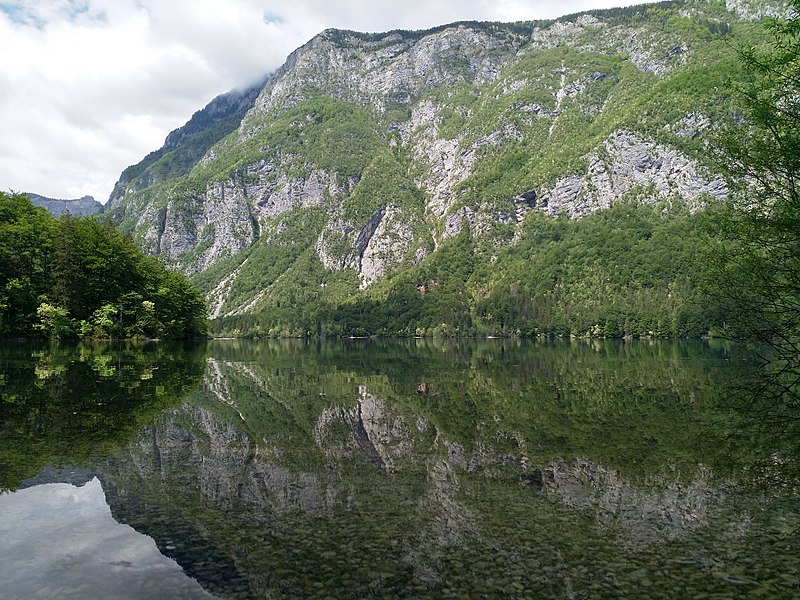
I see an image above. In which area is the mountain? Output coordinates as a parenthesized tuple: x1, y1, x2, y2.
(106, 79, 266, 207)
(26, 193, 104, 217)
(105, 0, 789, 337)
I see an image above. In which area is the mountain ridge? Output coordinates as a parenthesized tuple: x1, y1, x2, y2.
(105, 0, 787, 337)
(25, 192, 104, 217)
(107, 79, 267, 207)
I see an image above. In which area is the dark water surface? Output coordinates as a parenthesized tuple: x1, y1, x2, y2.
(1, 339, 798, 599)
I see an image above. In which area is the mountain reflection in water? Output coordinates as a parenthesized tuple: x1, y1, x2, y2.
(0, 339, 798, 599)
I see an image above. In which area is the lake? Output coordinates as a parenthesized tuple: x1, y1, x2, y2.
(1, 339, 798, 599)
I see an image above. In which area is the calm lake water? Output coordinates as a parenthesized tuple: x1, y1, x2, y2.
(1, 339, 798, 599)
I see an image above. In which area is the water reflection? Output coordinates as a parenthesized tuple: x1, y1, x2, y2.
(0, 478, 215, 600)
(0, 340, 207, 491)
(1, 339, 799, 599)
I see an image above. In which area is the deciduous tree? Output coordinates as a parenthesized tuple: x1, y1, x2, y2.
(711, 1, 800, 424)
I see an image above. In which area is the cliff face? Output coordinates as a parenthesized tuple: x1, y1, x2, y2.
(105, 1, 780, 321)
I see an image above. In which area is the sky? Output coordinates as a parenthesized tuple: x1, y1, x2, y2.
(0, 0, 649, 203)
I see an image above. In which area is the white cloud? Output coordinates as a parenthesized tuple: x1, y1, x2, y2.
(0, 0, 651, 202)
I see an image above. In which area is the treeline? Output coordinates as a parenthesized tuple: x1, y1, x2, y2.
(0, 192, 207, 338)
(210, 201, 719, 339)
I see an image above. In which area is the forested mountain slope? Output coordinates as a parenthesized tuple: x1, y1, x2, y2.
(105, 0, 790, 337)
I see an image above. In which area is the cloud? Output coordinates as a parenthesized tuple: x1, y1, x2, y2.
(0, 0, 651, 202)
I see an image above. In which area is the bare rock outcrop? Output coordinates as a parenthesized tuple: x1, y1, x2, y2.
(538, 130, 728, 218)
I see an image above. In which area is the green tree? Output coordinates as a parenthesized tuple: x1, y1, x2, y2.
(88, 304, 118, 338)
(51, 216, 143, 322)
(710, 3, 800, 416)
(33, 302, 73, 338)
(0, 193, 57, 334)
(0, 192, 207, 339)
(152, 267, 208, 338)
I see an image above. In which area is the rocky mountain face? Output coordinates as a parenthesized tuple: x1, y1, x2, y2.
(26, 192, 104, 217)
(105, 0, 785, 328)
(107, 80, 265, 207)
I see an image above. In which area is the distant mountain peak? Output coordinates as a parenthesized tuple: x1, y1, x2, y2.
(26, 193, 104, 217)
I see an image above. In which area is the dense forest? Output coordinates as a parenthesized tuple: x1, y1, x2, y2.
(0, 192, 207, 339)
(2, 187, 720, 340)
(209, 200, 720, 339)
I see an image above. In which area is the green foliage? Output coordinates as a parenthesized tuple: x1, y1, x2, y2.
(0, 192, 207, 339)
(50, 216, 144, 322)
(209, 201, 715, 339)
(473, 202, 713, 337)
(88, 304, 117, 337)
(0, 194, 57, 334)
(707, 1, 800, 429)
(194, 96, 385, 185)
(320, 231, 477, 337)
(343, 149, 425, 220)
(150, 268, 209, 338)
(107, 0, 781, 341)
(33, 303, 73, 339)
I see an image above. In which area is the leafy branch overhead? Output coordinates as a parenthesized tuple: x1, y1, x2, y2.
(708, 0, 800, 418)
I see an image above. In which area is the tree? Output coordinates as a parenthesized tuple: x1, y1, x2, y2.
(0, 192, 207, 339)
(51, 216, 143, 322)
(710, 3, 800, 427)
(33, 303, 73, 338)
(0, 193, 57, 335)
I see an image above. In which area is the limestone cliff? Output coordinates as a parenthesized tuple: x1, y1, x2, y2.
(104, 0, 784, 325)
